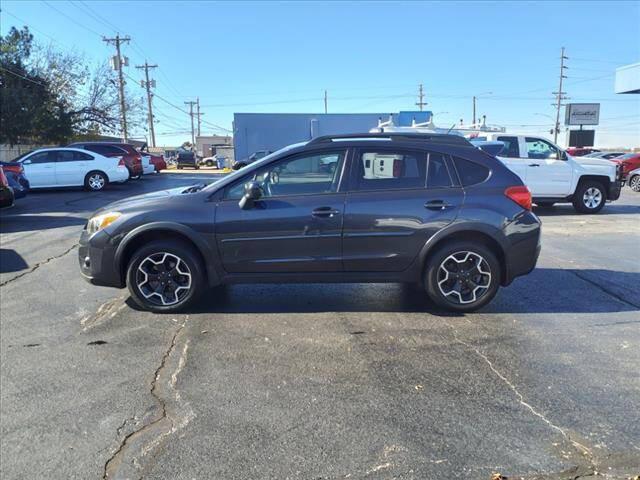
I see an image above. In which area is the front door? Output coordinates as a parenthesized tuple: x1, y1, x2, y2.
(524, 137, 573, 196)
(342, 149, 463, 272)
(21, 151, 57, 187)
(215, 150, 347, 273)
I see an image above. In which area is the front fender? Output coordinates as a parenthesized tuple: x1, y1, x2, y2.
(114, 221, 221, 287)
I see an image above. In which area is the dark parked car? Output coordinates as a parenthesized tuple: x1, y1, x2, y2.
(0, 160, 30, 198)
(0, 166, 15, 209)
(176, 150, 199, 169)
(67, 142, 143, 179)
(79, 133, 541, 313)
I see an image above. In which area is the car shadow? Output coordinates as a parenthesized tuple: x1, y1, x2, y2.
(0, 249, 29, 273)
(125, 268, 639, 315)
(0, 214, 87, 234)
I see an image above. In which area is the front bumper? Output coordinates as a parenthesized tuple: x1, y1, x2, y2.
(78, 229, 124, 288)
(608, 165, 624, 201)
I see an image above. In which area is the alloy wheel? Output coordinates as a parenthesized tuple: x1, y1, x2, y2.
(136, 252, 192, 306)
(89, 174, 105, 190)
(437, 251, 492, 305)
(583, 187, 602, 209)
(630, 176, 640, 192)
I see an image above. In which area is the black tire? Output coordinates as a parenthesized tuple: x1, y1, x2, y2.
(232, 162, 246, 171)
(195, 165, 200, 170)
(126, 240, 205, 313)
(130, 172, 142, 180)
(629, 175, 640, 192)
(424, 241, 501, 312)
(84, 171, 108, 191)
(177, 166, 183, 170)
(205, 160, 214, 167)
(572, 180, 606, 214)
(536, 201, 555, 208)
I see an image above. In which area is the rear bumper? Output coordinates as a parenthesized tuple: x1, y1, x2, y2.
(78, 229, 124, 288)
(502, 211, 542, 285)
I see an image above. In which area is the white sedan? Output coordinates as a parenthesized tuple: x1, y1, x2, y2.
(628, 167, 640, 192)
(14, 148, 129, 191)
(141, 154, 156, 175)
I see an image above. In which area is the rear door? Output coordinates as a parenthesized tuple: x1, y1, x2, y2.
(21, 151, 57, 187)
(54, 150, 88, 186)
(495, 135, 527, 183)
(342, 148, 463, 272)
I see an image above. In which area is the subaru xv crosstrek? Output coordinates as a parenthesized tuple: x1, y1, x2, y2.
(79, 133, 541, 313)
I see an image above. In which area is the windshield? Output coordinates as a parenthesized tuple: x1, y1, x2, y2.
(202, 142, 308, 191)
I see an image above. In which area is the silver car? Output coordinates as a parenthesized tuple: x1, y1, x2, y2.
(628, 167, 640, 192)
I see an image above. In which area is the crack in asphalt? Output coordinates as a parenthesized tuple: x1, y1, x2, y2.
(0, 243, 79, 287)
(102, 316, 194, 480)
(80, 294, 128, 332)
(567, 270, 640, 309)
(443, 320, 594, 464)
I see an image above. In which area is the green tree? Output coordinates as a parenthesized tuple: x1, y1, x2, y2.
(0, 26, 73, 145)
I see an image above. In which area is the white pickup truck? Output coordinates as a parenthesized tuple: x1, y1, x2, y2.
(476, 134, 623, 213)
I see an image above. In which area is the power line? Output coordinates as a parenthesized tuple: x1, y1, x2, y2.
(0, 66, 47, 87)
(42, 0, 102, 37)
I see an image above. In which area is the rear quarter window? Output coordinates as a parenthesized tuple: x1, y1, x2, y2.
(452, 156, 490, 186)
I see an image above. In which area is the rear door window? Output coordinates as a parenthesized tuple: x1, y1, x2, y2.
(452, 157, 490, 186)
(74, 151, 94, 160)
(56, 150, 76, 162)
(354, 150, 426, 191)
(427, 153, 452, 188)
(496, 136, 520, 157)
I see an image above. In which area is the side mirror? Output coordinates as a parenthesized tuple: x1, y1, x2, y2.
(238, 181, 262, 210)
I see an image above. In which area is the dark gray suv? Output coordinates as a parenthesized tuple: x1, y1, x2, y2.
(79, 133, 541, 313)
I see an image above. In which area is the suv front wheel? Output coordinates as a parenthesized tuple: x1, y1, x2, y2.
(126, 240, 205, 313)
(424, 241, 501, 312)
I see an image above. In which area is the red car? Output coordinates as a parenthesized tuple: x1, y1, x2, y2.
(68, 142, 144, 179)
(566, 147, 600, 157)
(143, 151, 167, 172)
(610, 153, 640, 178)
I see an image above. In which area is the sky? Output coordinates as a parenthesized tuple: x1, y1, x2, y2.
(2, 0, 639, 147)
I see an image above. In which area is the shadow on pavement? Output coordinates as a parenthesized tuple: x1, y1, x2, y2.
(0, 214, 87, 234)
(125, 268, 639, 315)
(0, 249, 29, 273)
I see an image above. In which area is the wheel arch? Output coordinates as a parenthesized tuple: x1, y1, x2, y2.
(576, 174, 610, 191)
(419, 224, 508, 285)
(115, 222, 221, 287)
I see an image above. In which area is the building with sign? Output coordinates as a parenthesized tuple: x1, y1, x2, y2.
(615, 62, 640, 94)
(233, 111, 432, 163)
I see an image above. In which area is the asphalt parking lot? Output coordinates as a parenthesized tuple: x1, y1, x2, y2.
(1, 173, 638, 479)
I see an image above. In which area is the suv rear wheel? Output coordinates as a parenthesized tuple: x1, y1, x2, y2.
(126, 240, 205, 313)
(572, 180, 605, 213)
(424, 241, 500, 312)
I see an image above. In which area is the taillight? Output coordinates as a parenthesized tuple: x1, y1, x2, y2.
(505, 185, 532, 211)
(117, 157, 125, 167)
(392, 159, 403, 178)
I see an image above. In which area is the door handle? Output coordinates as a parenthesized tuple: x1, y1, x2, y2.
(312, 207, 341, 217)
(528, 163, 540, 167)
(424, 200, 453, 211)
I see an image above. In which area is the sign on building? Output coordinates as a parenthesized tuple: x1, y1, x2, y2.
(565, 103, 600, 126)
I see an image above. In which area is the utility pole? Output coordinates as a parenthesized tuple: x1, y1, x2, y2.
(472, 96, 477, 125)
(196, 97, 203, 137)
(415, 83, 427, 111)
(135, 61, 158, 147)
(184, 100, 196, 146)
(324, 90, 328, 114)
(553, 47, 569, 144)
(103, 34, 131, 141)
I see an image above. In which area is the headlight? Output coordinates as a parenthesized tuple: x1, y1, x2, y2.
(87, 212, 121, 235)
